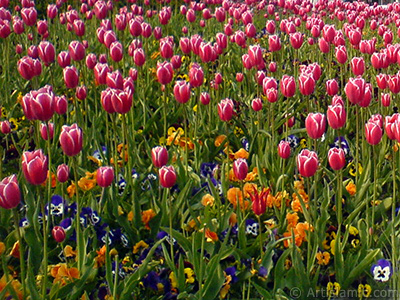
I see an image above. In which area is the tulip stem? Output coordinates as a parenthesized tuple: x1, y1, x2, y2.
(13, 209, 26, 300)
(257, 215, 263, 256)
(372, 145, 377, 239)
(168, 188, 174, 264)
(355, 106, 359, 185)
(183, 105, 188, 177)
(392, 144, 398, 292)
(73, 157, 83, 272)
(40, 186, 48, 299)
(163, 85, 168, 139)
(336, 170, 343, 226)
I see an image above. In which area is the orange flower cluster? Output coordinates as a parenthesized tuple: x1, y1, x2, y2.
(50, 264, 80, 286)
(67, 171, 98, 197)
(290, 177, 309, 213)
(166, 127, 194, 150)
(283, 212, 313, 248)
(0, 275, 23, 299)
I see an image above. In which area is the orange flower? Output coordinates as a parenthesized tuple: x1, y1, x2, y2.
(243, 183, 257, 198)
(51, 264, 79, 285)
(127, 211, 134, 222)
(283, 231, 303, 248)
(234, 148, 249, 159)
(266, 193, 275, 208)
(67, 182, 76, 198)
(205, 229, 219, 243)
(346, 181, 356, 196)
(201, 194, 215, 207)
(0, 242, 5, 255)
(94, 245, 106, 268)
(10, 241, 19, 258)
(227, 187, 250, 210)
(141, 209, 156, 230)
(41, 171, 57, 188)
(215, 135, 228, 147)
(316, 251, 330, 265)
(0, 275, 23, 299)
(63, 245, 77, 259)
(78, 177, 97, 191)
(286, 212, 299, 230)
(229, 213, 237, 226)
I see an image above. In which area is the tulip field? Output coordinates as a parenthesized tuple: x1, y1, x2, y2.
(2, 0, 400, 299)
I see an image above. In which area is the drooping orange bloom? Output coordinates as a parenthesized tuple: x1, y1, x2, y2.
(205, 229, 219, 243)
(141, 209, 156, 230)
(78, 177, 97, 191)
(215, 135, 228, 147)
(67, 182, 76, 198)
(94, 246, 106, 268)
(41, 171, 57, 188)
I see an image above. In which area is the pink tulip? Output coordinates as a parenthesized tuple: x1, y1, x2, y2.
(326, 79, 339, 96)
(385, 114, 399, 140)
(268, 35, 281, 52)
(280, 75, 296, 98)
(328, 148, 346, 171)
(381, 93, 391, 107)
(59, 123, 83, 156)
(159, 165, 176, 188)
(327, 104, 346, 129)
(218, 98, 234, 122)
(0, 175, 21, 209)
(298, 74, 315, 96)
(22, 149, 48, 185)
(305, 113, 326, 139)
(345, 76, 366, 105)
(173, 81, 191, 104)
(57, 164, 70, 183)
(297, 149, 318, 177)
(96, 166, 114, 188)
(350, 57, 365, 76)
(335, 45, 347, 64)
(188, 63, 204, 87)
(109, 41, 123, 62)
(63, 66, 79, 89)
(21, 85, 55, 121)
(38, 41, 55, 65)
(40, 122, 54, 140)
(0, 120, 11, 134)
(278, 140, 291, 159)
(157, 61, 173, 85)
(365, 121, 383, 145)
(290, 32, 303, 49)
(52, 226, 66, 243)
(233, 158, 248, 181)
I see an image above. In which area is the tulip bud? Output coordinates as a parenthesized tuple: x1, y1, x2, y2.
(278, 140, 291, 159)
(57, 164, 70, 183)
(57, 51, 71, 68)
(52, 226, 66, 243)
(297, 149, 318, 177)
(365, 121, 383, 145)
(305, 113, 326, 139)
(233, 158, 248, 181)
(59, 123, 83, 156)
(0, 175, 21, 209)
(159, 165, 177, 188)
(22, 149, 48, 185)
(328, 148, 346, 171)
(218, 98, 234, 121)
(40, 122, 54, 140)
(1, 120, 11, 134)
(151, 146, 168, 168)
(96, 166, 114, 187)
(236, 73, 244, 82)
